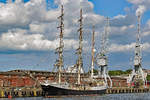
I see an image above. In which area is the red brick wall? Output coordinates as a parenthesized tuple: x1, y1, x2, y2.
(0, 74, 130, 88)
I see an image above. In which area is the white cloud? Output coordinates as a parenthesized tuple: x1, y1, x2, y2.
(127, 0, 145, 5)
(110, 24, 135, 35)
(111, 14, 136, 27)
(0, 0, 150, 71)
(54, 0, 70, 5)
(109, 43, 135, 52)
(29, 23, 49, 34)
(114, 15, 126, 19)
(146, 19, 150, 27)
(142, 42, 150, 51)
(141, 20, 150, 37)
(136, 5, 146, 16)
(0, 0, 144, 54)
(142, 31, 150, 37)
(0, 29, 82, 51)
(0, 0, 59, 30)
(109, 42, 150, 52)
(127, 0, 150, 15)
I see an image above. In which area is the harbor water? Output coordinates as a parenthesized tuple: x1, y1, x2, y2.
(0, 93, 150, 100)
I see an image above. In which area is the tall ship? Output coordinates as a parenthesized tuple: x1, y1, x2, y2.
(41, 5, 107, 97)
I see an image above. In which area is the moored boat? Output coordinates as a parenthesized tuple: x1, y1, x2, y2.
(41, 81, 107, 97)
(41, 5, 107, 97)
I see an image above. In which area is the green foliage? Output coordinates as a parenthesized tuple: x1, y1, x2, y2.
(108, 69, 132, 76)
(93, 69, 98, 74)
(126, 69, 132, 73)
(147, 75, 150, 81)
(88, 69, 132, 76)
(88, 69, 98, 75)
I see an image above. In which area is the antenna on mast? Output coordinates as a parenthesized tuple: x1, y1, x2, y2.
(127, 12, 147, 88)
(53, 5, 65, 84)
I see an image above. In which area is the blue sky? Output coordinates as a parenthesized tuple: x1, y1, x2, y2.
(0, 0, 150, 72)
(89, 0, 150, 24)
(89, 0, 131, 17)
(0, 0, 29, 3)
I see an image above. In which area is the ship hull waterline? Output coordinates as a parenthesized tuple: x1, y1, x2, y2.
(41, 85, 106, 97)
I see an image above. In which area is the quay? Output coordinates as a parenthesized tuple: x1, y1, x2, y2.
(0, 87, 42, 98)
(106, 88, 150, 94)
(0, 87, 150, 98)
(0, 70, 149, 98)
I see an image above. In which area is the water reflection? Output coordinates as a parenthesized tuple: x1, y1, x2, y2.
(0, 93, 150, 100)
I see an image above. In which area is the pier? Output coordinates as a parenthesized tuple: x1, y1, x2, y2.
(106, 88, 150, 94)
(0, 70, 148, 98)
(0, 87, 42, 98)
(0, 87, 150, 98)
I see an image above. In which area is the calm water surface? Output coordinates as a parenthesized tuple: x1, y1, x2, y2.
(0, 93, 150, 100)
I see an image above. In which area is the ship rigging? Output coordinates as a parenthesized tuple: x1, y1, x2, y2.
(41, 5, 107, 97)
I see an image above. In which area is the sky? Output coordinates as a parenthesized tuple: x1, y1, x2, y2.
(0, 0, 150, 72)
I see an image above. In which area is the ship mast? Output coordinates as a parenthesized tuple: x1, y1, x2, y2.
(76, 9, 83, 85)
(53, 5, 64, 84)
(91, 26, 95, 78)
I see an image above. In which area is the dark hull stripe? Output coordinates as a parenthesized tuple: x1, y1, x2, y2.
(41, 85, 106, 96)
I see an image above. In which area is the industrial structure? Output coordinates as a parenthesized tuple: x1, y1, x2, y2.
(96, 17, 112, 88)
(127, 12, 147, 88)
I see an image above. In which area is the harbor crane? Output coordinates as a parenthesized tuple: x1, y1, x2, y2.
(127, 12, 147, 88)
(96, 17, 112, 88)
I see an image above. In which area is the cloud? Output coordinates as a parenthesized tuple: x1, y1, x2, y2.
(0, 0, 145, 54)
(109, 42, 150, 52)
(109, 43, 135, 52)
(110, 14, 136, 27)
(141, 20, 150, 37)
(110, 24, 135, 36)
(0, 29, 83, 51)
(0, 0, 60, 32)
(127, 0, 150, 15)
(0, 0, 150, 71)
(142, 31, 150, 37)
(0, 0, 96, 52)
(136, 5, 146, 16)
(127, 0, 145, 5)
